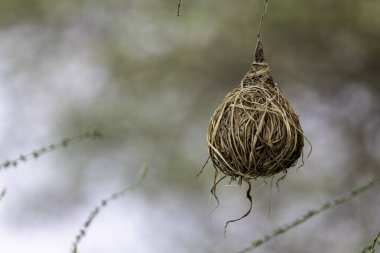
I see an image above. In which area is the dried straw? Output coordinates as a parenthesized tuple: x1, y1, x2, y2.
(207, 39, 304, 181)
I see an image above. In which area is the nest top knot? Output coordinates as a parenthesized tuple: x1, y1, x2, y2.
(254, 38, 265, 63)
(241, 39, 274, 88)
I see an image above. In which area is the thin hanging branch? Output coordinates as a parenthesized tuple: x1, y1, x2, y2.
(177, 0, 182, 16)
(235, 178, 378, 253)
(71, 165, 149, 253)
(0, 128, 103, 172)
(358, 231, 380, 253)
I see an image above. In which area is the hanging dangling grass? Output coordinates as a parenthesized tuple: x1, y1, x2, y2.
(206, 0, 305, 233)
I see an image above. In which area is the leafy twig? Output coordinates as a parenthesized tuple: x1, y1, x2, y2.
(235, 178, 378, 253)
(0, 128, 103, 172)
(71, 165, 149, 253)
(359, 231, 380, 253)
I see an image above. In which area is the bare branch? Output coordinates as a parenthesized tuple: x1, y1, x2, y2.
(235, 178, 378, 253)
(71, 165, 149, 253)
(0, 128, 103, 172)
(358, 230, 380, 253)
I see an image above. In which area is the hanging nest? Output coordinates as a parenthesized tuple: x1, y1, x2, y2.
(206, 39, 305, 232)
(207, 39, 304, 180)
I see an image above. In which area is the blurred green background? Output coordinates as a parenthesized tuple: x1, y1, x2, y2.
(0, 0, 379, 252)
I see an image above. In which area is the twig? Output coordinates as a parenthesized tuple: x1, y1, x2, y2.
(177, 0, 182, 16)
(235, 178, 378, 253)
(257, 0, 269, 39)
(71, 165, 149, 253)
(0, 188, 6, 203)
(369, 232, 380, 253)
(358, 231, 380, 253)
(0, 127, 103, 172)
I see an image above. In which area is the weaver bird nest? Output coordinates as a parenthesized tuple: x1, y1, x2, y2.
(206, 39, 305, 232)
(207, 40, 304, 180)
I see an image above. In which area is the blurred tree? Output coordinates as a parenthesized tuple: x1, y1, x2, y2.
(0, 1, 379, 253)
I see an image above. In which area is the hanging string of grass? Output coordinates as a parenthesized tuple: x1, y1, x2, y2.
(234, 178, 378, 253)
(358, 230, 380, 253)
(71, 165, 148, 253)
(0, 127, 103, 172)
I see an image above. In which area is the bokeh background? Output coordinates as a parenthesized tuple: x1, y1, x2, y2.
(0, 0, 379, 252)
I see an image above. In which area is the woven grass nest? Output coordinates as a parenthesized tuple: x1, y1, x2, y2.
(206, 39, 305, 231)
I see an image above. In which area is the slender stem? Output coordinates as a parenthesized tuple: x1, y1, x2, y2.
(369, 231, 380, 253)
(257, 0, 269, 39)
(0, 127, 103, 172)
(177, 0, 182, 16)
(358, 230, 380, 253)
(0, 188, 6, 203)
(71, 165, 148, 253)
(235, 178, 378, 253)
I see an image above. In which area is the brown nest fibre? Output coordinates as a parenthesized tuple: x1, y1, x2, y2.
(207, 39, 304, 181)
